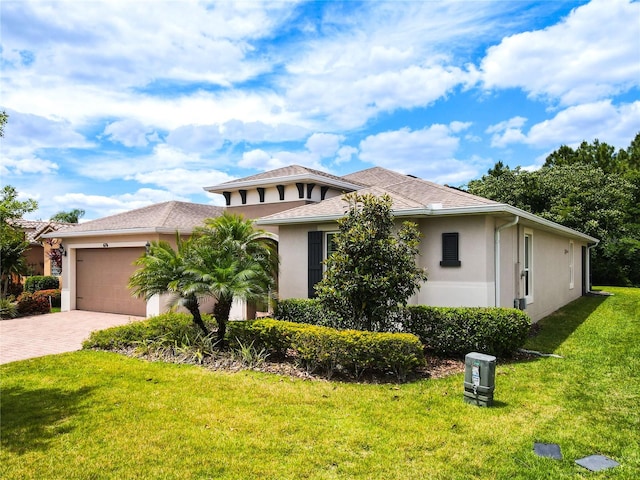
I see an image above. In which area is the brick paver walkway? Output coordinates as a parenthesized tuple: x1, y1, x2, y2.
(0, 310, 144, 364)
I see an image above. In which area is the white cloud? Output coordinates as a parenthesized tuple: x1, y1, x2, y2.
(486, 116, 529, 148)
(2, 109, 91, 149)
(335, 145, 358, 165)
(526, 100, 640, 148)
(166, 125, 224, 153)
(0, 154, 59, 176)
(489, 100, 640, 150)
(358, 123, 472, 179)
(219, 120, 309, 143)
(481, 0, 640, 105)
(52, 188, 187, 220)
(305, 133, 344, 158)
(240, 149, 275, 169)
(103, 119, 157, 148)
(131, 168, 235, 196)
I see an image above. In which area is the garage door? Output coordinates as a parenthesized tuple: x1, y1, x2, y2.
(76, 247, 146, 316)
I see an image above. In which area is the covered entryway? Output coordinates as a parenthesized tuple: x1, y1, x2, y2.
(76, 247, 146, 316)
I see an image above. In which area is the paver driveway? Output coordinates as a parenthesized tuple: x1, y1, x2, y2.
(0, 310, 144, 364)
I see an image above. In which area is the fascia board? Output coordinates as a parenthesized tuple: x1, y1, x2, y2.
(41, 227, 194, 239)
(204, 174, 361, 193)
(258, 203, 598, 243)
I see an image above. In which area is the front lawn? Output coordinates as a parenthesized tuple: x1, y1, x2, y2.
(1, 287, 638, 479)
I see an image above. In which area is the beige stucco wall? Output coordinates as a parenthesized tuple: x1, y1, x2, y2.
(278, 223, 316, 299)
(276, 214, 589, 323)
(524, 228, 585, 321)
(414, 215, 495, 308)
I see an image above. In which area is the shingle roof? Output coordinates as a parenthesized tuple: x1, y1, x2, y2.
(257, 166, 498, 223)
(215, 164, 356, 186)
(258, 186, 425, 221)
(344, 167, 497, 208)
(10, 219, 76, 243)
(57, 201, 224, 235)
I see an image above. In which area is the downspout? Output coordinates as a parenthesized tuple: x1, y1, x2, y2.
(495, 216, 519, 307)
(586, 240, 600, 293)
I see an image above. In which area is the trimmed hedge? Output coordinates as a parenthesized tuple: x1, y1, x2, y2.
(16, 292, 51, 316)
(24, 276, 59, 293)
(274, 298, 531, 357)
(405, 306, 530, 357)
(83, 312, 215, 350)
(274, 298, 344, 328)
(227, 318, 424, 381)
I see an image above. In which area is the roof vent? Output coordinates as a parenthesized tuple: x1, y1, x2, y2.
(428, 203, 443, 210)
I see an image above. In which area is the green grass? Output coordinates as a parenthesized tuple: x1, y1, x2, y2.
(2, 287, 639, 479)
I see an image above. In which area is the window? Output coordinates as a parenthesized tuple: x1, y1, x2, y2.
(569, 241, 575, 289)
(523, 231, 533, 303)
(440, 233, 461, 267)
(326, 232, 338, 261)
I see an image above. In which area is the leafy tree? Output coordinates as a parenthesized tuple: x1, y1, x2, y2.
(0, 110, 7, 138)
(315, 193, 428, 331)
(1, 186, 39, 298)
(467, 133, 640, 286)
(189, 213, 278, 343)
(128, 235, 210, 335)
(50, 208, 85, 223)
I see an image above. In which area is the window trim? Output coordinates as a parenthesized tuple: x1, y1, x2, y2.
(523, 229, 533, 304)
(569, 240, 575, 290)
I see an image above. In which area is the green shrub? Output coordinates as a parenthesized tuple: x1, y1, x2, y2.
(227, 318, 309, 358)
(16, 292, 51, 316)
(32, 289, 61, 308)
(0, 298, 18, 319)
(227, 318, 424, 381)
(83, 312, 215, 350)
(405, 306, 530, 357)
(23, 276, 60, 293)
(274, 298, 345, 328)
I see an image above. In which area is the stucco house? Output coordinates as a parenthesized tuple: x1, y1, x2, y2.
(215, 165, 598, 323)
(47, 164, 598, 323)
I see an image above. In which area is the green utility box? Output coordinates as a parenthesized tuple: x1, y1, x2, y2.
(464, 352, 496, 407)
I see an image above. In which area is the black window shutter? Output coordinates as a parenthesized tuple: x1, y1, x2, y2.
(440, 233, 461, 267)
(308, 231, 324, 298)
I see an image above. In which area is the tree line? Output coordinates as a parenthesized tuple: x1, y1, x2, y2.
(467, 133, 640, 287)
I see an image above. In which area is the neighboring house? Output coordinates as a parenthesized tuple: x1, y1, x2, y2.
(10, 219, 75, 279)
(46, 165, 598, 323)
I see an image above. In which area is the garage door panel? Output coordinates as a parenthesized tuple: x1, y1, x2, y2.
(76, 248, 146, 316)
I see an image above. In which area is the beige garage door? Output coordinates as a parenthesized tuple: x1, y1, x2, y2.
(76, 247, 146, 316)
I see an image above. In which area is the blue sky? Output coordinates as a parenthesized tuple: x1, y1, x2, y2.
(1, 0, 639, 221)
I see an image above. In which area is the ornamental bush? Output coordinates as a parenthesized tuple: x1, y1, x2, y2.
(405, 306, 530, 357)
(83, 312, 215, 350)
(227, 318, 424, 381)
(16, 292, 51, 316)
(32, 289, 61, 308)
(24, 276, 59, 293)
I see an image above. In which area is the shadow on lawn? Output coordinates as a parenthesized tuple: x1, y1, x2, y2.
(0, 385, 94, 454)
(525, 293, 609, 354)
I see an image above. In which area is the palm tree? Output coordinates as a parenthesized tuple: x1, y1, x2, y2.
(128, 235, 210, 335)
(190, 212, 278, 343)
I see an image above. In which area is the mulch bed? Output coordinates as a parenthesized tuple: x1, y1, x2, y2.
(106, 346, 466, 384)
